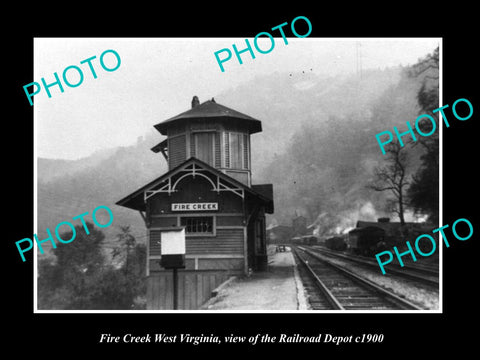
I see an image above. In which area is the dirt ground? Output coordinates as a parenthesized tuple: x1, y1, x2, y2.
(202, 248, 307, 311)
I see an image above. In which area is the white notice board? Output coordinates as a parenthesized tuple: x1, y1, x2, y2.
(160, 228, 186, 255)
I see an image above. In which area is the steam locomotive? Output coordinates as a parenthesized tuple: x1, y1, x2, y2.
(323, 227, 387, 256)
(324, 236, 347, 251)
(346, 226, 387, 256)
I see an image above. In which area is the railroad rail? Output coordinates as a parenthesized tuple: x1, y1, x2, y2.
(309, 245, 439, 288)
(293, 247, 423, 310)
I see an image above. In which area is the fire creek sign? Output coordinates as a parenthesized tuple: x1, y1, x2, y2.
(171, 203, 218, 211)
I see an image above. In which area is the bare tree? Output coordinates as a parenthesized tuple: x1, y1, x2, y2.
(368, 140, 410, 225)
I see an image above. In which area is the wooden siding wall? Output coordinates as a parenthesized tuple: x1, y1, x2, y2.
(224, 171, 249, 185)
(149, 228, 244, 257)
(187, 228, 244, 254)
(190, 134, 196, 157)
(147, 212, 246, 273)
(149, 258, 244, 272)
(147, 270, 231, 310)
(168, 135, 186, 168)
(243, 134, 249, 169)
(224, 132, 230, 167)
(215, 132, 221, 168)
(150, 215, 244, 228)
(149, 230, 161, 256)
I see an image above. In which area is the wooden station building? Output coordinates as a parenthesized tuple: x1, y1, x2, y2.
(116, 96, 273, 309)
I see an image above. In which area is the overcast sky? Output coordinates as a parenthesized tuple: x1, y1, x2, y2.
(34, 38, 439, 160)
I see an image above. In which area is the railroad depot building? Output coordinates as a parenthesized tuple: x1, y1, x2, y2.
(116, 96, 274, 309)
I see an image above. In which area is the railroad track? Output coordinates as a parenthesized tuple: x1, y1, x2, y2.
(293, 247, 423, 310)
(309, 245, 439, 288)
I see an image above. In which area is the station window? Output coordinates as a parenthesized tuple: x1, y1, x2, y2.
(193, 132, 215, 166)
(181, 216, 214, 234)
(224, 132, 248, 169)
(229, 133, 243, 169)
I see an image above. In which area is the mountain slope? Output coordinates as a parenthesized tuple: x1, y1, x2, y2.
(36, 65, 430, 256)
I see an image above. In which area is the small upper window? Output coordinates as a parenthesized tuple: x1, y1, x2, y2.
(229, 133, 243, 169)
(193, 132, 214, 166)
(180, 217, 213, 234)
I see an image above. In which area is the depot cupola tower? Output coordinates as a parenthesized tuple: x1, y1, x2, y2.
(151, 96, 261, 186)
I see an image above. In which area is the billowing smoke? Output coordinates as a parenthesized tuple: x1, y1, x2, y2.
(313, 201, 383, 238)
(254, 53, 436, 232)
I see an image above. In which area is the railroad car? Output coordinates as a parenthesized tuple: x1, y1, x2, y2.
(347, 226, 386, 256)
(301, 235, 318, 245)
(291, 236, 302, 245)
(325, 236, 347, 251)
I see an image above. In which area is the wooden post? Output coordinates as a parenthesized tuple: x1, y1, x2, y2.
(173, 268, 178, 310)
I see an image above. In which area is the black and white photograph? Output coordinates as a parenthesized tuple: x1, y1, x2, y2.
(32, 37, 441, 312)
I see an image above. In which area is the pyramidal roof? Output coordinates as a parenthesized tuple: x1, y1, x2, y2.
(153, 98, 262, 135)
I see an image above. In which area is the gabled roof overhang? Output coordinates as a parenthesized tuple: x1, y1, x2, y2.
(116, 157, 273, 213)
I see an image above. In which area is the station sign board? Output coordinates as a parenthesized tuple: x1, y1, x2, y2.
(171, 202, 218, 211)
